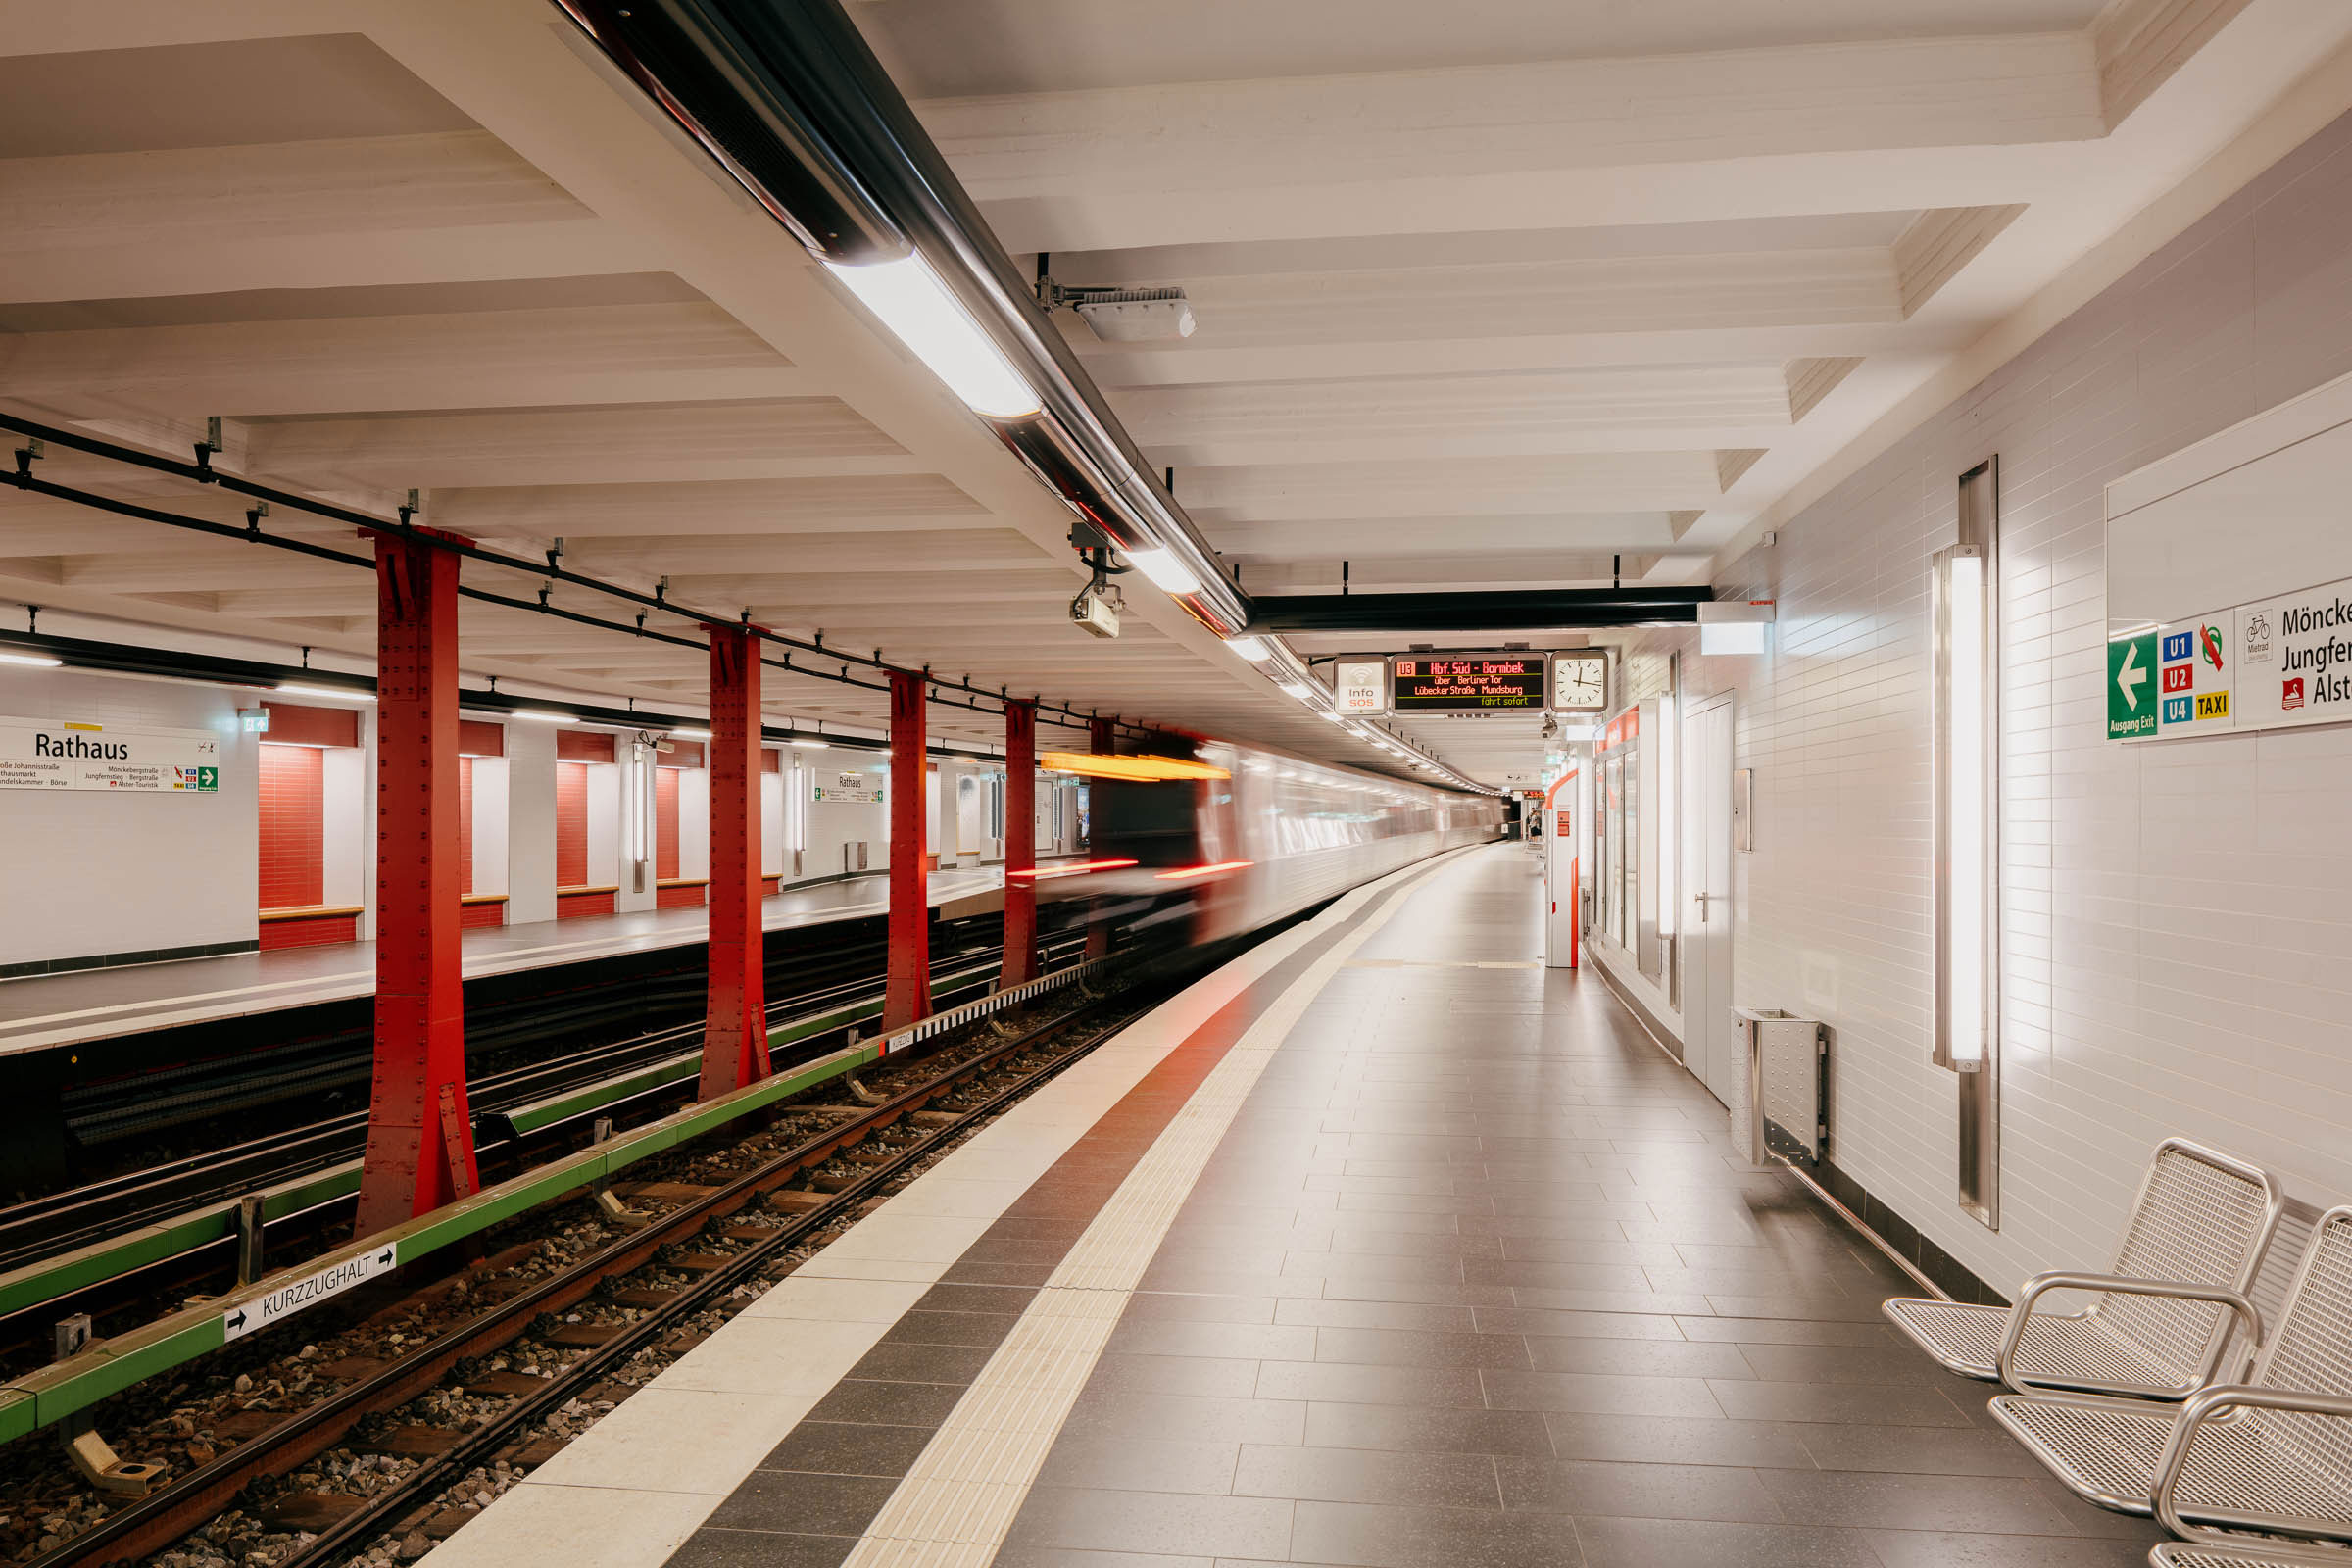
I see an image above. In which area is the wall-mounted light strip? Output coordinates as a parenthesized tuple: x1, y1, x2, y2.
(1932, 457, 2001, 1229)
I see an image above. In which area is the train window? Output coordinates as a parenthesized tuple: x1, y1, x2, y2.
(1091, 778, 1195, 866)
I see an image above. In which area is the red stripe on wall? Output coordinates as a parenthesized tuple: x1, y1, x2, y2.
(656, 766, 681, 882)
(258, 743, 325, 910)
(557, 761, 589, 889)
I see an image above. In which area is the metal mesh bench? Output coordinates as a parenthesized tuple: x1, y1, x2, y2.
(1990, 1206, 2352, 1544)
(2154, 1544, 2352, 1567)
(1886, 1139, 2284, 1398)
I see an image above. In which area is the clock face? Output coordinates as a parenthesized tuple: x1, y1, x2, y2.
(1553, 655, 1606, 711)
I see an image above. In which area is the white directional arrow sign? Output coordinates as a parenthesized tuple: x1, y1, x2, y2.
(2116, 640, 2147, 710)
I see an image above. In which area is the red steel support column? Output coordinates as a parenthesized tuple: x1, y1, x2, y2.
(701, 626, 769, 1099)
(1002, 700, 1039, 987)
(884, 669, 932, 1029)
(1085, 715, 1116, 959)
(356, 532, 478, 1235)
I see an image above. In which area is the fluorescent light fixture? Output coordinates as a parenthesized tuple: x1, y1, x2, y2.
(951, 756, 976, 764)
(512, 710, 575, 724)
(1278, 681, 1313, 700)
(825, 253, 1042, 419)
(797, 739, 830, 749)
(0, 651, 65, 667)
(1940, 548, 1986, 1068)
(274, 682, 375, 703)
(1320, 711, 1348, 723)
(669, 727, 712, 740)
(1225, 635, 1272, 662)
(1657, 687, 1678, 940)
(1122, 548, 1201, 596)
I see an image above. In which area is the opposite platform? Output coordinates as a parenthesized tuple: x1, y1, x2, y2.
(0, 864, 1022, 1056)
(425, 844, 2161, 1568)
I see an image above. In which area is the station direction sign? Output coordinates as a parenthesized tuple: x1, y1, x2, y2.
(2110, 573, 2352, 742)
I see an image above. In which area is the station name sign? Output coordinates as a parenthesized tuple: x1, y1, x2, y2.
(0, 717, 220, 792)
(812, 769, 883, 804)
(1390, 657, 1544, 710)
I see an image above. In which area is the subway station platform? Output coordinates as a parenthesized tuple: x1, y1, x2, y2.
(425, 843, 2157, 1568)
(0, 866, 1022, 1057)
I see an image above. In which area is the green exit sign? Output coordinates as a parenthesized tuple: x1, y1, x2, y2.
(2107, 633, 2157, 739)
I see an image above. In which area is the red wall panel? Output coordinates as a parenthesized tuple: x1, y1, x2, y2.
(258, 743, 325, 910)
(558, 888, 613, 919)
(557, 760, 590, 890)
(458, 754, 475, 897)
(260, 911, 358, 951)
(261, 702, 360, 749)
(656, 765, 681, 882)
(459, 719, 505, 757)
(558, 730, 614, 763)
(461, 901, 505, 929)
(656, 883, 706, 909)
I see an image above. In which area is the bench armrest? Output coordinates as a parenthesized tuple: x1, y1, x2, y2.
(2152, 1383, 2352, 1542)
(1995, 1271, 2262, 1396)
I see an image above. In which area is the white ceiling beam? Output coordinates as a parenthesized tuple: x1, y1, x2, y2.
(0, 303, 807, 420)
(0, 131, 656, 303)
(1127, 362, 1838, 467)
(1201, 513, 1686, 562)
(564, 528, 1048, 576)
(1181, 451, 1732, 522)
(1078, 320, 1965, 388)
(427, 475, 990, 539)
(240, 400, 918, 492)
(921, 33, 2100, 251)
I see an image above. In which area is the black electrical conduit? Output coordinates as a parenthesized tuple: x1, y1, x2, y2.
(2, 416, 1153, 742)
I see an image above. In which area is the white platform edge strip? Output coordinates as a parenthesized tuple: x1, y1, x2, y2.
(840, 853, 1460, 1568)
(416, 849, 1471, 1568)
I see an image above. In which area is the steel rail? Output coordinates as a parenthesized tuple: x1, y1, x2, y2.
(31, 984, 1141, 1568)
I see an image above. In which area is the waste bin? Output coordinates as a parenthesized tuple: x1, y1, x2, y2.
(1730, 1007, 1826, 1167)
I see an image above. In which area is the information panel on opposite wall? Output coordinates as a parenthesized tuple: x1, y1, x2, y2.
(0, 717, 220, 792)
(812, 769, 883, 804)
(2107, 364, 2352, 743)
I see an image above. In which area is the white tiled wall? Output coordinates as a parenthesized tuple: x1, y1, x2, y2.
(1598, 109, 2352, 1292)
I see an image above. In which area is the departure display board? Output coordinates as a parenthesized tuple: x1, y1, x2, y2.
(1389, 657, 1544, 710)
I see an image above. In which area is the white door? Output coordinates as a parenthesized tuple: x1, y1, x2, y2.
(1680, 696, 1739, 1105)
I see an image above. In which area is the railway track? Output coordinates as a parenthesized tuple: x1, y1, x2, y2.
(14, 970, 1154, 1568)
(0, 930, 1097, 1367)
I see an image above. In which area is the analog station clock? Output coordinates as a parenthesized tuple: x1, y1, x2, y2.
(1551, 653, 1607, 712)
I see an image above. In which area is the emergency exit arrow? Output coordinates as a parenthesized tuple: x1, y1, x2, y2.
(2116, 640, 2147, 710)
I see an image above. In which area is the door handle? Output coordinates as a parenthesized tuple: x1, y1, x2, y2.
(1692, 890, 1721, 924)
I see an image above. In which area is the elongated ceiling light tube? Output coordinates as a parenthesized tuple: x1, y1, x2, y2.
(0, 652, 67, 667)
(825, 254, 1042, 419)
(1225, 635, 1272, 662)
(275, 683, 374, 703)
(1122, 548, 1201, 596)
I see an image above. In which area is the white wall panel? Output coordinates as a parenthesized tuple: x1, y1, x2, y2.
(1596, 108, 2352, 1293)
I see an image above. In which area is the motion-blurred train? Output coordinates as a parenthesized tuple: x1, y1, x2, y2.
(1045, 738, 1505, 944)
